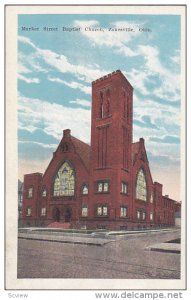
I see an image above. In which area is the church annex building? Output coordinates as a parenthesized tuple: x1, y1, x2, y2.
(21, 70, 181, 230)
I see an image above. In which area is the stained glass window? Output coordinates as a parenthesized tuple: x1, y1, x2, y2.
(136, 168, 147, 201)
(53, 162, 75, 196)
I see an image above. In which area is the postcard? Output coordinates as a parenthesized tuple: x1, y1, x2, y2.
(5, 4, 186, 292)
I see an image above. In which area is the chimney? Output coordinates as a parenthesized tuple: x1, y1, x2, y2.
(63, 129, 71, 137)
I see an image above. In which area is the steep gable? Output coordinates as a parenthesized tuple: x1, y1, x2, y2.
(71, 136, 90, 171)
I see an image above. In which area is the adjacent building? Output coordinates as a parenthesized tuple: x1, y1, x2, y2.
(21, 70, 181, 229)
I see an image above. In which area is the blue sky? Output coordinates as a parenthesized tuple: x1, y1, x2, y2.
(18, 14, 181, 200)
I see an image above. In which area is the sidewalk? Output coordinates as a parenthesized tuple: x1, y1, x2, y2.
(18, 232, 114, 246)
(148, 242, 180, 254)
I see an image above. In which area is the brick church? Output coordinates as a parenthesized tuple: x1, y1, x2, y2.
(21, 70, 181, 230)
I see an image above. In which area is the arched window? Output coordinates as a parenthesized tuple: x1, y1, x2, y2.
(82, 184, 88, 195)
(53, 161, 75, 196)
(100, 92, 104, 118)
(106, 89, 110, 116)
(150, 192, 153, 203)
(136, 168, 147, 201)
(42, 188, 47, 197)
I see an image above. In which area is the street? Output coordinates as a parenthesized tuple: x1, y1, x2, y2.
(17, 229, 181, 279)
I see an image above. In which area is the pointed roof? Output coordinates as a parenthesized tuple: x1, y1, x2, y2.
(132, 141, 140, 156)
(71, 136, 90, 170)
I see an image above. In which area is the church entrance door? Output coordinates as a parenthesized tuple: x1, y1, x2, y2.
(53, 208, 60, 222)
(64, 207, 72, 222)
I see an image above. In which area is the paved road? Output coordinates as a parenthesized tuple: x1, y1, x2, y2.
(17, 229, 181, 279)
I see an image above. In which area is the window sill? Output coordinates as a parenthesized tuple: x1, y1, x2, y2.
(52, 196, 75, 200)
(135, 198, 147, 203)
(96, 115, 112, 121)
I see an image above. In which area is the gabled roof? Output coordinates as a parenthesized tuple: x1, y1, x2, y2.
(132, 141, 140, 157)
(71, 136, 90, 170)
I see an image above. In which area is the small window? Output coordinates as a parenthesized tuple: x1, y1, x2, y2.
(137, 210, 141, 219)
(28, 187, 33, 198)
(150, 193, 153, 203)
(26, 207, 32, 216)
(121, 182, 128, 194)
(98, 183, 103, 192)
(82, 185, 88, 195)
(97, 206, 102, 216)
(103, 206, 108, 216)
(120, 207, 127, 217)
(96, 205, 108, 216)
(142, 212, 146, 220)
(42, 188, 47, 197)
(82, 205, 88, 217)
(97, 181, 109, 193)
(150, 212, 153, 221)
(41, 207, 46, 216)
(103, 182, 109, 192)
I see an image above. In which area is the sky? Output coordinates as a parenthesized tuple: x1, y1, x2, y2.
(18, 14, 181, 201)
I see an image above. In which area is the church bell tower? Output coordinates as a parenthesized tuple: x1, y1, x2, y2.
(89, 70, 133, 225)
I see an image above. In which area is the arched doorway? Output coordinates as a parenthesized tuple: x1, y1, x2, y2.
(64, 207, 72, 222)
(53, 208, 60, 222)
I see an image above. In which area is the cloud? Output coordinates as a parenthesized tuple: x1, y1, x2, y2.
(74, 20, 141, 57)
(48, 76, 91, 95)
(18, 63, 31, 74)
(124, 69, 151, 96)
(18, 94, 91, 143)
(19, 140, 57, 149)
(133, 94, 180, 134)
(170, 50, 180, 65)
(18, 36, 37, 49)
(18, 35, 109, 84)
(18, 74, 40, 84)
(70, 98, 91, 107)
(134, 116, 159, 130)
(138, 45, 180, 101)
(149, 135, 180, 144)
